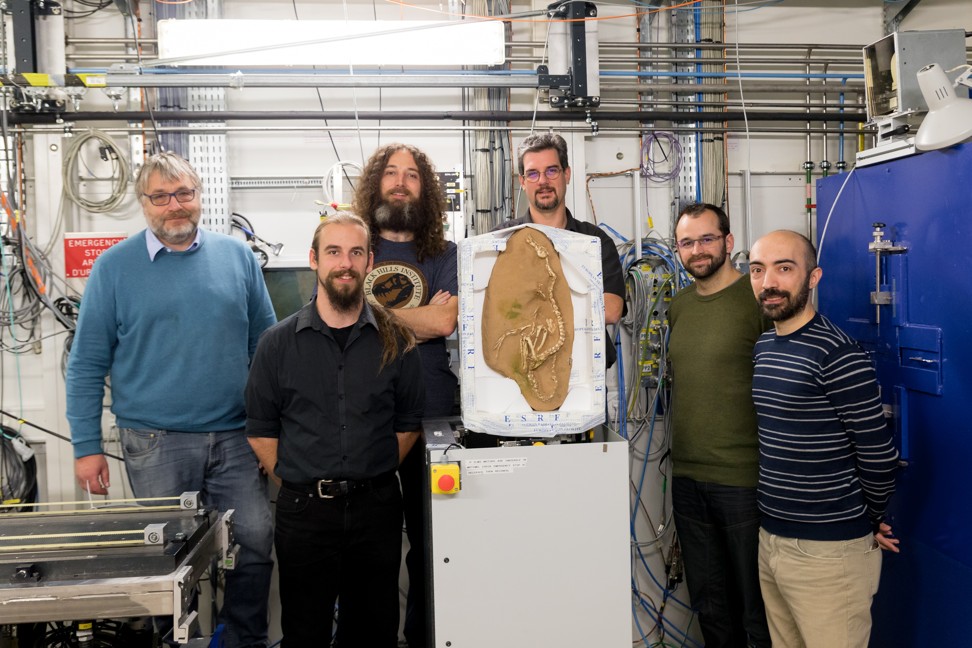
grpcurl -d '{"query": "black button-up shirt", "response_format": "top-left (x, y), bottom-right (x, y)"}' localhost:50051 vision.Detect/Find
top-left (245, 300), bottom-right (425, 482)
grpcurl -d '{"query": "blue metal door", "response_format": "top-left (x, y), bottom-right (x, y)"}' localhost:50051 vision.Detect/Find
top-left (816, 143), bottom-right (972, 646)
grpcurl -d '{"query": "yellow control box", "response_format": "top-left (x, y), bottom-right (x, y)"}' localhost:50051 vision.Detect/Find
top-left (430, 463), bottom-right (460, 495)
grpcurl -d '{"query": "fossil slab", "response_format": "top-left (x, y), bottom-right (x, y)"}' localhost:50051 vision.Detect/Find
top-left (481, 228), bottom-right (574, 411)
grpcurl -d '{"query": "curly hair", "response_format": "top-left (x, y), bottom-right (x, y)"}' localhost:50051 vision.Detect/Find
top-left (352, 144), bottom-right (447, 263)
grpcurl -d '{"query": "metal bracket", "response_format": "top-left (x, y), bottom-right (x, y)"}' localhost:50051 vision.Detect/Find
top-left (219, 510), bottom-right (240, 570)
top-left (143, 523), bottom-right (167, 546)
top-left (537, 65), bottom-right (571, 91)
top-left (545, 1), bottom-right (600, 110)
top-left (171, 565), bottom-right (198, 645)
top-left (179, 491), bottom-right (200, 510)
top-left (11, 563), bottom-right (40, 583)
top-left (867, 222), bottom-right (908, 324)
top-left (585, 110), bottom-right (599, 136)
top-left (34, 1), bottom-right (62, 16)
top-left (884, 0), bottom-right (923, 34)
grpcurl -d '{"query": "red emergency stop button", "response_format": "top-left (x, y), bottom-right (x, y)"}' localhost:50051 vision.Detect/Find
top-left (438, 474), bottom-right (455, 491)
top-left (431, 463), bottom-right (460, 494)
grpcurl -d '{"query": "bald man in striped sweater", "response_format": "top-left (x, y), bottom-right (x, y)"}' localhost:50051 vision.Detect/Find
top-left (747, 230), bottom-right (900, 648)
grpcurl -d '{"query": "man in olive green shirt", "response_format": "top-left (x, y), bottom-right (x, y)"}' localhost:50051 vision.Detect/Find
top-left (668, 203), bottom-right (770, 648)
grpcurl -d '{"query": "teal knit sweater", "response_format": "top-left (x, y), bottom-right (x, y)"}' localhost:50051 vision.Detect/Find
top-left (66, 229), bottom-right (276, 458)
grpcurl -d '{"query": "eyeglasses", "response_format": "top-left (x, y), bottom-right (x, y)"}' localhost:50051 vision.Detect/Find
top-left (143, 189), bottom-right (197, 207)
top-left (523, 166), bottom-right (563, 183)
top-left (676, 234), bottom-right (724, 251)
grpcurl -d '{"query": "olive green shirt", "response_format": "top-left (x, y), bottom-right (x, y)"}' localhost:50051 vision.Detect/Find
top-left (668, 274), bottom-right (769, 487)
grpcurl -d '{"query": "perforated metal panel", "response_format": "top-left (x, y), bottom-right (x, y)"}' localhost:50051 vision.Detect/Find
top-left (673, 8), bottom-right (698, 205)
top-left (184, 0), bottom-right (229, 234)
top-left (188, 87), bottom-right (228, 234)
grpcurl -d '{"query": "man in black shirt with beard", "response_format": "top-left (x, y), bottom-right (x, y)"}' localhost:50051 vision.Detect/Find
top-left (246, 212), bottom-right (425, 647)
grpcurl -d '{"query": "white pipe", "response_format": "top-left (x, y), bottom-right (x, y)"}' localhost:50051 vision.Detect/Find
top-left (743, 167), bottom-right (753, 253)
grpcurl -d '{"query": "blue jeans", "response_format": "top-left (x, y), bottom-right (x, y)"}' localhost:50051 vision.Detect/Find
top-left (120, 428), bottom-right (274, 648)
top-left (672, 477), bottom-right (771, 648)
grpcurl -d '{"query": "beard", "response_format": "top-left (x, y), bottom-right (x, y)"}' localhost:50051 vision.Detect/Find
top-left (321, 269), bottom-right (364, 313)
top-left (374, 198), bottom-right (422, 233)
top-left (531, 186), bottom-right (561, 213)
top-left (758, 272), bottom-right (813, 322)
top-left (684, 245), bottom-right (728, 280)
top-left (150, 210), bottom-right (198, 247)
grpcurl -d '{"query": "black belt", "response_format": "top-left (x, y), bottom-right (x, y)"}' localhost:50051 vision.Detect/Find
top-left (282, 472), bottom-right (396, 499)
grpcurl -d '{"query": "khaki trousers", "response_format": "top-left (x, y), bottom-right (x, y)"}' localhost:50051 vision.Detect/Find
top-left (758, 528), bottom-right (882, 648)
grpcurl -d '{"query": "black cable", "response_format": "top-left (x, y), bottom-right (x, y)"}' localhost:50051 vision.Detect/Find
top-left (64, 0), bottom-right (113, 19)
top-left (292, 0), bottom-right (356, 190)
top-left (0, 409), bottom-right (124, 461)
top-left (230, 212), bottom-right (256, 235)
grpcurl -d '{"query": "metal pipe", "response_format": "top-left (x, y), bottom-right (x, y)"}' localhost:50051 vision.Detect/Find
top-left (562, 41), bottom-right (865, 52)
top-left (743, 168), bottom-right (753, 253)
top-left (509, 55), bottom-right (862, 67)
top-left (67, 38), bottom-right (158, 44)
top-left (599, 98), bottom-right (865, 110)
top-left (597, 82), bottom-right (863, 94)
top-left (8, 109), bottom-right (869, 125)
top-left (63, 55), bottom-right (142, 62)
top-left (17, 124), bottom-right (868, 135)
top-left (97, 72), bottom-right (546, 89)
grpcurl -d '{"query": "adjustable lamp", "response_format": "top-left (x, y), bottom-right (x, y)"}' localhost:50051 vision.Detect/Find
top-left (914, 63), bottom-right (972, 151)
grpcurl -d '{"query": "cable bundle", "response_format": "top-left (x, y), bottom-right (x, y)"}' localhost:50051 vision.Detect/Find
top-left (62, 129), bottom-right (132, 214)
top-left (1, 428), bottom-right (37, 513)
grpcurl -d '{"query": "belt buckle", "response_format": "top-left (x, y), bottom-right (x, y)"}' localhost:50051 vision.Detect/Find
top-left (316, 479), bottom-right (336, 499)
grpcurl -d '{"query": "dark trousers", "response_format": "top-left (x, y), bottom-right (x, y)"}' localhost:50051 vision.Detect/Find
top-left (275, 479), bottom-right (403, 648)
top-left (400, 437), bottom-right (429, 648)
top-left (672, 477), bottom-right (771, 648)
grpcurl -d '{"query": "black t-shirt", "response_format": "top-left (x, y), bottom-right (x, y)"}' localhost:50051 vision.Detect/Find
top-left (330, 323), bottom-right (354, 350)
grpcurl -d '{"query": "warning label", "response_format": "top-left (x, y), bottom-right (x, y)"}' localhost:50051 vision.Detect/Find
top-left (64, 232), bottom-right (126, 278)
top-left (463, 457), bottom-right (528, 475)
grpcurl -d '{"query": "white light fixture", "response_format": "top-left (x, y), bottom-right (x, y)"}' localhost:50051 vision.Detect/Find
top-left (914, 63), bottom-right (972, 151)
top-left (156, 19), bottom-right (506, 67)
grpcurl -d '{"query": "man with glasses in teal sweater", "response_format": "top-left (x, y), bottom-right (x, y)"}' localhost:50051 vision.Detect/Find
top-left (66, 151), bottom-right (276, 648)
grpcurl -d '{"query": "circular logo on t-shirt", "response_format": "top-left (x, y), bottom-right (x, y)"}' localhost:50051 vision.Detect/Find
top-left (365, 262), bottom-right (427, 309)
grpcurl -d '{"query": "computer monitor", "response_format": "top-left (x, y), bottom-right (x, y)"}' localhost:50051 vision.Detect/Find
top-left (262, 266), bottom-right (316, 321)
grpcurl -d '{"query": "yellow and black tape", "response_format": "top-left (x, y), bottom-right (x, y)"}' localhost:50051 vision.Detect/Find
top-left (0, 73), bottom-right (107, 88)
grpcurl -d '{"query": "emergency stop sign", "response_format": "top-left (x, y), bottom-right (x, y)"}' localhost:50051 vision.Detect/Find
top-left (64, 233), bottom-right (126, 278)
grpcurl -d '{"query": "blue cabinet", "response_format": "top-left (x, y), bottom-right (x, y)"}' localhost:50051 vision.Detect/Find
top-left (816, 144), bottom-right (972, 646)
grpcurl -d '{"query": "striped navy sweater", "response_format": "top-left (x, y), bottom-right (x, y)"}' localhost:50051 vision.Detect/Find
top-left (752, 313), bottom-right (898, 541)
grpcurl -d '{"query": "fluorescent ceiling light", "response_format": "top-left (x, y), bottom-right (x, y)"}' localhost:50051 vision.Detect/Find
top-left (915, 63), bottom-right (972, 151)
top-left (157, 19), bottom-right (506, 67)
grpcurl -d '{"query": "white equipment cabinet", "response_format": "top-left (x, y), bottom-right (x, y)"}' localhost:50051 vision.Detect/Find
top-left (423, 419), bottom-right (631, 648)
